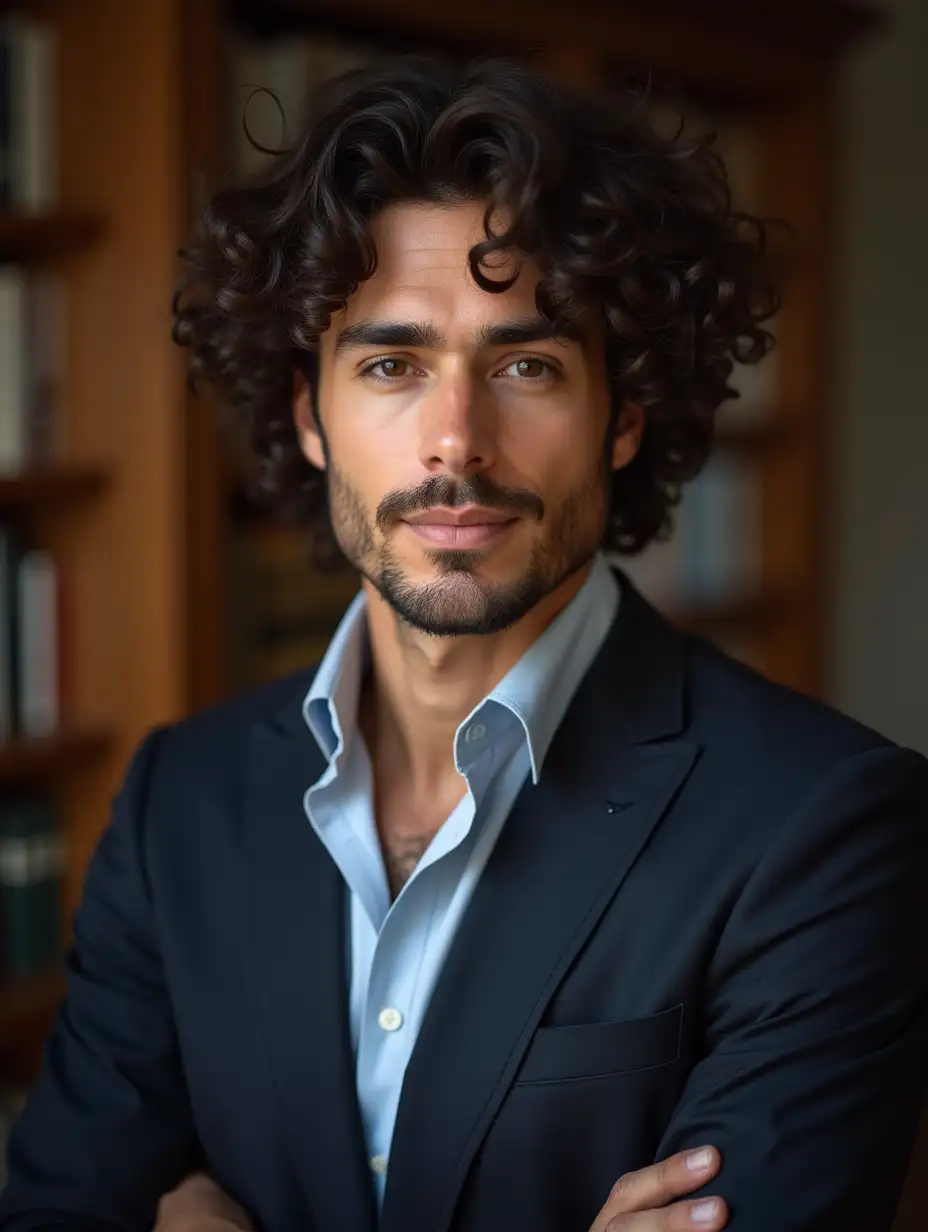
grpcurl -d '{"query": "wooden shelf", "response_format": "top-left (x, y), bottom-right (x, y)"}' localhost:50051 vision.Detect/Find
top-left (0, 724), bottom-right (113, 786)
top-left (234, 0), bottom-right (879, 103)
top-left (0, 466), bottom-right (111, 510)
top-left (714, 419), bottom-right (797, 451)
top-left (0, 211), bottom-right (104, 263)
top-left (0, 968), bottom-right (64, 1053)
top-left (673, 588), bottom-right (798, 634)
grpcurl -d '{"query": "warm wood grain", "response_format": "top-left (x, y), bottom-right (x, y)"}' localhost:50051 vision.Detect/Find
top-left (0, 466), bottom-right (110, 509)
top-left (0, 724), bottom-right (112, 786)
top-left (36, 0), bottom-right (191, 949)
top-left (0, 211), bottom-right (104, 262)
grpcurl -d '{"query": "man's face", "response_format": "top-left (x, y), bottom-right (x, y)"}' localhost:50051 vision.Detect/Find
top-left (295, 200), bottom-right (641, 636)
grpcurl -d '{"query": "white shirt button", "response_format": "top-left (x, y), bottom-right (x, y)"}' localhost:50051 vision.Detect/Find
top-left (465, 722), bottom-right (487, 744)
top-left (370, 1154), bottom-right (388, 1176)
top-left (378, 1007), bottom-right (403, 1032)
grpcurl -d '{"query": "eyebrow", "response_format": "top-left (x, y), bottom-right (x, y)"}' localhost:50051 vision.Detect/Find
top-left (333, 315), bottom-right (586, 356)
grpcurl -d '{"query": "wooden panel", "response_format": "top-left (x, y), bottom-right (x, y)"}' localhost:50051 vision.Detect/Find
top-left (0, 724), bottom-right (111, 785)
top-left (42, 0), bottom-right (189, 915)
top-left (0, 211), bottom-right (104, 262)
top-left (181, 0), bottom-right (230, 711)
top-left (0, 467), bottom-right (110, 509)
top-left (754, 89), bottom-right (835, 698)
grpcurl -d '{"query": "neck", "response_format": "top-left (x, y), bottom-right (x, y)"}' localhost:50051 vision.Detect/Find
top-left (358, 565), bottom-right (591, 798)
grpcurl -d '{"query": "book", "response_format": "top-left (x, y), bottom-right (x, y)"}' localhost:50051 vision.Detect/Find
top-left (614, 451), bottom-right (760, 614)
top-left (0, 265), bottom-right (67, 471)
top-left (17, 549), bottom-right (58, 737)
top-left (229, 518), bottom-right (359, 689)
top-left (677, 451), bottom-right (760, 606)
top-left (0, 531), bottom-right (62, 740)
top-left (0, 524), bottom-right (23, 741)
top-left (0, 266), bottom-right (27, 471)
top-left (0, 14), bottom-right (57, 212)
top-left (225, 25), bottom-right (377, 178)
top-left (0, 794), bottom-right (63, 981)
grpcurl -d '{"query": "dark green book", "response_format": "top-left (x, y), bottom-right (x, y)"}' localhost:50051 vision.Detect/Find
top-left (0, 524), bottom-right (24, 741)
top-left (0, 794), bottom-right (63, 980)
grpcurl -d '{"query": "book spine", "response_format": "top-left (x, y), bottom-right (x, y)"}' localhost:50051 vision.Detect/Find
top-left (0, 798), bottom-right (64, 980)
top-left (0, 265), bottom-right (27, 473)
top-left (25, 271), bottom-right (66, 463)
top-left (0, 524), bottom-right (22, 740)
top-left (20, 19), bottom-right (57, 212)
top-left (7, 15), bottom-right (57, 213)
top-left (17, 549), bottom-right (58, 737)
top-left (0, 20), bottom-right (11, 210)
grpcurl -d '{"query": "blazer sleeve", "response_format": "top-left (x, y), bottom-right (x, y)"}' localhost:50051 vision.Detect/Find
top-left (0, 728), bottom-right (201, 1232)
top-left (655, 743), bottom-right (928, 1231)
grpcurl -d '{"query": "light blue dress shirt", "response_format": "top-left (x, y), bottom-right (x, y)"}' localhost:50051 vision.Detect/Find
top-left (302, 553), bottom-right (620, 1204)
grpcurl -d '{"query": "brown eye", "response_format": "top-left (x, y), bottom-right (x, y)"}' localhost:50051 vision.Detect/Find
top-left (362, 357), bottom-right (413, 382)
top-left (499, 357), bottom-right (557, 382)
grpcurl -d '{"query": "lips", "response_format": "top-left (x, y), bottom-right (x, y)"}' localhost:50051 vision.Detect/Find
top-left (403, 506), bottom-right (516, 527)
top-left (401, 506), bottom-right (517, 548)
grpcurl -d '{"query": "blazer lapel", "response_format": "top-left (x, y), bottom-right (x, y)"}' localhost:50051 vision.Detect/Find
top-left (244, 686), bottom-right (377, 1232)
top-left (381, 576), bottom-right (700, 1232)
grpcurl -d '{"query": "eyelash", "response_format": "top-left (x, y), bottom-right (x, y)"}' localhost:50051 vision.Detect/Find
top-left (358, 356), bottom-right (560, 385)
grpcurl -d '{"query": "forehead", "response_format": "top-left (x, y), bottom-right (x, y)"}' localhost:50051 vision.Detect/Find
top-left (335, 200), bottom-right (543, 332)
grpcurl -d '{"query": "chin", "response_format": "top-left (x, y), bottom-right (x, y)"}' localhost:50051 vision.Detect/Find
top-left (374, 542), bottom-right (557, 638)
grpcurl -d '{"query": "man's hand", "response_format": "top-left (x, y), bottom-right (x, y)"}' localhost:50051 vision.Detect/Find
top-left (590, 1147), bottom-right (728, 1232)
top-left (153, 1172), bottom-right (254, 1232)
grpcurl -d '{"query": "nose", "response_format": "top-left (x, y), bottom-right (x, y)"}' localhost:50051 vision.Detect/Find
top-left (417, 368), bottom-right (498, 476)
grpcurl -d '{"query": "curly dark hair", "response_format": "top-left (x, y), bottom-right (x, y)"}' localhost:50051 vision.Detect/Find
top-left (173, 53), bottom-right (778, 565)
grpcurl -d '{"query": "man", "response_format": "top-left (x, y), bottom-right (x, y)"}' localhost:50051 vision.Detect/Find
top-left (2, 53), bottom-right (927, 1232)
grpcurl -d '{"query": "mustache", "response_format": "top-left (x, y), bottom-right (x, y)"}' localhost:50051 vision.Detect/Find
top-left (376, 474), bottom-right (544, 531)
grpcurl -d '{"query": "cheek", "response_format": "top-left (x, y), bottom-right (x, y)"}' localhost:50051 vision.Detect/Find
top-left (501, 411), bottom-right (604, 493)
top-left (325, 402), bottom-right (421, 503)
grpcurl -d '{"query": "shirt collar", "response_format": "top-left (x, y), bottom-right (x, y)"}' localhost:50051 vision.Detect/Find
top-left (303, 586), bottom-right (367, 765)
top-left (476, 552), bottom-right (619, 782)
top-left (303, 553), bottom-right (619, 784)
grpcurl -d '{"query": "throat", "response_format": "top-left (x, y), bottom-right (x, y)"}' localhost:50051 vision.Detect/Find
top-left (375, 784), bottom-right (469, 900)
top-left (381, 833), bottom-right (434, 900)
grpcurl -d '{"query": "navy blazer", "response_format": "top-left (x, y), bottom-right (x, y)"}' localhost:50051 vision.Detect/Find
top-left (2, 572), bottom-right (927, 1232)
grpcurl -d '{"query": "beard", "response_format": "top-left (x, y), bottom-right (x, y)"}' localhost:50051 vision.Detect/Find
top-left (326, 465), bottom-right (607, 637)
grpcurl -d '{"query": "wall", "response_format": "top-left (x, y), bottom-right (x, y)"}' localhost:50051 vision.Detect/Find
top-left (831, 0), bottom-right (928, 754)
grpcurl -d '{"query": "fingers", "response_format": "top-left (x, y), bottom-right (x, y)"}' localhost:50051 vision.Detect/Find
top-left (603, 1196), bottom-right (728, 1232)
top-left (589, 1147), bottom-right (726, 1232)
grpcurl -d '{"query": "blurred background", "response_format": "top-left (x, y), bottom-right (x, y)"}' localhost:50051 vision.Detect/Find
top-left (0, 0), bottom-right (925, 1220)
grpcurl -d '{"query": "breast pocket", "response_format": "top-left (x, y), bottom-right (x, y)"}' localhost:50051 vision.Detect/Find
top-left (514, 1004), bottom-right (683, 1085)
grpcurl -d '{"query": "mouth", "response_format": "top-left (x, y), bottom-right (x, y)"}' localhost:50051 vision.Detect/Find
top-left (401, 506), bottom-right (519, 549)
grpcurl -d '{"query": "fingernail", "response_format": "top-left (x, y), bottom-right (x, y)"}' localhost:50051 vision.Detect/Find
top-left (690, 1199), bottom-right (720, 1224)
top-left (685, 1147), bottom-right (714, 1171)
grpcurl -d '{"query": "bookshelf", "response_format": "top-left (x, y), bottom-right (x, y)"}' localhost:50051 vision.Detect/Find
top-left (0, 211), bottom-right (104, 262)
top-left (0, 465), bottom-right (110, 508)
top-left (0, 723), bottom-right (112, 786)
top-left (0, 0), bottom-right (190, 1085)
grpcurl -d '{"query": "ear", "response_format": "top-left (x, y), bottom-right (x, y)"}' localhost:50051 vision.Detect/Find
top-left (610, 401), bottom-right (646, 471)
top-left (293, 370), bottom-right (326, 471)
